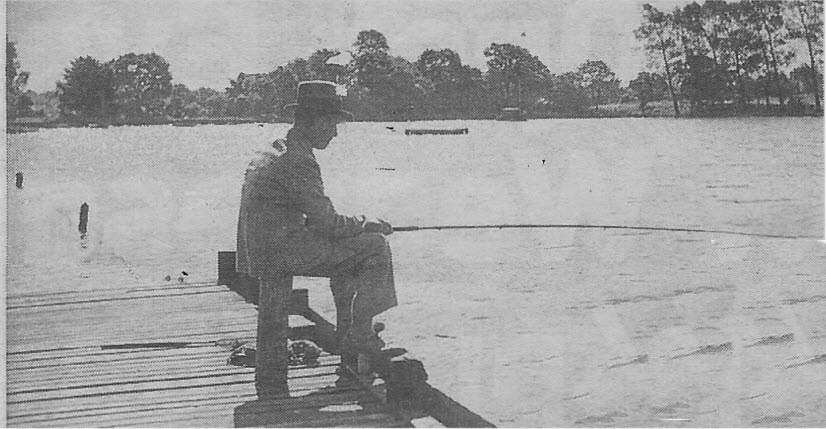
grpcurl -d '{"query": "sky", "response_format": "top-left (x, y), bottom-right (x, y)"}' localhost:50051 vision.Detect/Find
top-left (8, 0), bottom-right (694, 92)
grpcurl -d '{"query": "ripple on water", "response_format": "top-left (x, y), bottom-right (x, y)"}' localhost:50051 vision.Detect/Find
top-left (746, 333), bottom-right (794, 348)
top-left (607, 354), bottom-right (649, 369)
top-left (574, 411), bottom-right (629, 426)
top-left (651, 402), bottom-right (691, 415)
top-left (751, 411), bottom-right (806, 426)
top-left (786, 354), bottom-right (826, 369)
top-left (671, 342), bottom-right (733, 360)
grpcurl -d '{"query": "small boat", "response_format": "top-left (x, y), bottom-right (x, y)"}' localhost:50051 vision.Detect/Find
top-left (496, 107), bottom-right (528, 121)
top-left (404, 128), bottom-right (469, 136)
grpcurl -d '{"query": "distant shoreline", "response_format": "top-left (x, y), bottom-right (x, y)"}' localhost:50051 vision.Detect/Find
top-left (8, 109), bottom-right (823, 134)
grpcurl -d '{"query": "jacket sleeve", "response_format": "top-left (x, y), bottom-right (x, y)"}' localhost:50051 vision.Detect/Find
top-left (287, 153), bottom-right (366, 238)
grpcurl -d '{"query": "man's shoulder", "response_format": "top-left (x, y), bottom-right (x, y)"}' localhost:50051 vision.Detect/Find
top-left (247, 140), bottom-right (286, 170)
top-left (247, 139), bottom-right (318, 172)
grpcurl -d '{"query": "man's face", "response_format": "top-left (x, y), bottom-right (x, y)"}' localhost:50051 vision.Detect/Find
top-left (310, 115), bottom-right (340, 150)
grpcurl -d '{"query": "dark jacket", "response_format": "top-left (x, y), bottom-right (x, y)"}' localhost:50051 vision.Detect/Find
top-left (237, 129), bottom-right (365, 278)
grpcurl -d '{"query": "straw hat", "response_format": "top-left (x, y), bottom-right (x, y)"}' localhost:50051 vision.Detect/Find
top-left (284, 80), bottom-right (352, 119)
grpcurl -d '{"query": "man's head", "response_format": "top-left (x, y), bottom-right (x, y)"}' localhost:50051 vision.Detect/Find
top-left (285, 81), bottom-right (352, 150)
top-left (294, 108), bottom-right (341, 149)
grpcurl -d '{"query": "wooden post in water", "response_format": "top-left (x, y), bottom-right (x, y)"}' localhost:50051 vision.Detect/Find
top-left (15, 172), bottom-right (23, 189)
top-left (78, 203), bottom-right (89, 234)
top-left (255, 275), bottom-right (292, 397)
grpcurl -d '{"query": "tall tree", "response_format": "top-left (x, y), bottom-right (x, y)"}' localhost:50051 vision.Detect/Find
top-left (680, 54), bottom-right (729, 111)
top-left (576, 59), bottom-right (620, 110)
top-left (746, 0), bottom-right (794, 106)
top-left (416, 48), bottom-right (477, 115)
top-left (58, 56), bottom-right (114, 121)
top-left (417, 48), bottom-right (464, 86)
top-left (628, 71), bottom-right (668, 115)
top-left (349, 29), bottom-right (392, 89)
top-left (6, 40), bottom-right (30, 121)
top-left (198, 88), bottom-right (228, 117)
top-left (166, 83), bottom-right (200, 119)
top-left (483, 42), bottom-right (549, 108)
top-left (787, 0), bottom-right (824, 111)
top-left (109, 52), bottom-right (173, 121)
top-left (546, 72), bottom-right (590, 117)
top-left (636, 4), bottom-right (681, 116)
top-left (715, 2), bottom-right (760, 104)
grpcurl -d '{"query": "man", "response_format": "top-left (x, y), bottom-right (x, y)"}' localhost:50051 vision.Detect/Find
top-left (237, 81), bottom-right (397, 354)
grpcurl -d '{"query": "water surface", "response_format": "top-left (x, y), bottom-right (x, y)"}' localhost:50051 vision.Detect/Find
top-left (7, 118), bottom-right (825, 426)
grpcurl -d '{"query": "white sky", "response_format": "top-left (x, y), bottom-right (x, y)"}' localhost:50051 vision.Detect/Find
top-left (9, 0), bottom-right (697, 92)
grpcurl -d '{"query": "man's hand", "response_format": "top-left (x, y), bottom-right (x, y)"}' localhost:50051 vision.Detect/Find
top-left (364, 218), bottom-right (393, 235)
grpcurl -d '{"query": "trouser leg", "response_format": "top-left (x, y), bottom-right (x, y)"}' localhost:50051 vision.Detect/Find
top-left (281, 232), bottom-right (399, 336)
top-left (326, 233), bottom-right (398, 337)
top-left (348, 237), bottom-right (397, 325)
top-left (330, 275), bottom-right (355, 336)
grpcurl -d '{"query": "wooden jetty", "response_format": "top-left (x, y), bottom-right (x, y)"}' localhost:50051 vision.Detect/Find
top-left (404, 128), bottom-right (468, 136)
top-left (6, 252), bottom-right (494, 427)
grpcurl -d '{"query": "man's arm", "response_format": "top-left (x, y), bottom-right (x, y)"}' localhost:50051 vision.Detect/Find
top-left (287, 154), bottom-right (367, 238)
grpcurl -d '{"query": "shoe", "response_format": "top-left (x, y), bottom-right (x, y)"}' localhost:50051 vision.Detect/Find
top-left (340, 331), bottom-right (386, 355)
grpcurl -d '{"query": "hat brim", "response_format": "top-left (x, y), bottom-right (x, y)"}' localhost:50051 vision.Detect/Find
top-left (284, 104), bottom-right (353, 121)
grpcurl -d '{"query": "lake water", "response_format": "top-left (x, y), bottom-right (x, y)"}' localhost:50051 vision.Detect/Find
top-left (6, 118), bottom-right (826, 426)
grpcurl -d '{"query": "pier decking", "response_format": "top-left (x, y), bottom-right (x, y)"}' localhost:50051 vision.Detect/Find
top-left (7, 277), bottom-right (493, 427)
top-left (6, 281), bottom-right (409, 427)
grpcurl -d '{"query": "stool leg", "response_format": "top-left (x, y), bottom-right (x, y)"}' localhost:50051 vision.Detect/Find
top-left (255, 276), bottom-right (292, 398)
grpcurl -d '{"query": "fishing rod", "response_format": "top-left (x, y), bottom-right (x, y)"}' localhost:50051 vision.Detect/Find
top-left (392, 223), bottom-right (806, 240)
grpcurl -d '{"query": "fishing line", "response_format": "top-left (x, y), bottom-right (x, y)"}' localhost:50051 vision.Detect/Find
top-left (393, 223), bottom-right (808, 240)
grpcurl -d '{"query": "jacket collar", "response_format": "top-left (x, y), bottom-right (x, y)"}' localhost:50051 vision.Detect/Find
top-left (285, 128), bottom-right (315, 154)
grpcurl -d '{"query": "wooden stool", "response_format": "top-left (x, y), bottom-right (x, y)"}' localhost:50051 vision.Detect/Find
top-left (218, 251), bottom-right (354, 398)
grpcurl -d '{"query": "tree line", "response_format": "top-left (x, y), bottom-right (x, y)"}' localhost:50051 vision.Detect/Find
top-left (634, 0), bottom-right (823, 116)
top-left (8, 31), bottom-right (626, 123)
top-left (6, 1), bottom-right (823, 124)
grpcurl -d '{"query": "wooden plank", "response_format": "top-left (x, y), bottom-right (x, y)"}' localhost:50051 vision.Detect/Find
top-left (7, 345), bottom-right (229, 371)
top-left (7, 317), bottom-right (256, 347)
top-left (6, 280), bottom-right (220, 302)
top-left (7, 295), bottom-right (253, 327)
top-left (6, 379), bottom-right (258, 418)
top-left (8, 358), bottom-right (341, 394)
top-left (7, 357), bottom-right (342, 419)
top-left (7, 306), bottom-right (256, 342)
top-left (102, 391), bottom-right (378, 428)
top-left (7, 330), bottom-right (257, 357)
top-left (8, 351), bottom-right (340, 386)
top-left (7, 328), bottom-right (258, 355)
top-left (7, 382), bottom-right (367, 422)
top-left (7, 305), bottom-right (259, 350)
top-left (6, 283), bottom-right (233, 308)
top-left (13, 387), bottom-right (377, 427)
top-left (6, 286), bottom-right (237, 310)
top-left (7, 370), bottom-right (354, 405)
top-left (235, 399), bottom-right (402, 428)
top-left (262, 412), bottom-right (406, 428)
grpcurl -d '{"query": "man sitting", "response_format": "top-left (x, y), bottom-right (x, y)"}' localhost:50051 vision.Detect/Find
top-left (237, 81), bottom-right (397, 354)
